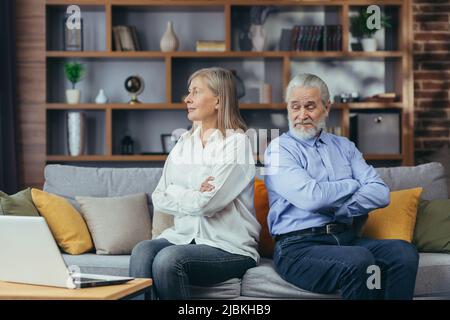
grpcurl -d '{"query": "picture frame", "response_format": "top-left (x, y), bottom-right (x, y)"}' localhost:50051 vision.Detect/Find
top-left (161, 134), bottom-right (176, 154)
top-left (63, 17), bottom-right (83, 51)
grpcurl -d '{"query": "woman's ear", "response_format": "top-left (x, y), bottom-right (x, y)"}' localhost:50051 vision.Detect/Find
top-left (215, 99), bottom-right (220, 110)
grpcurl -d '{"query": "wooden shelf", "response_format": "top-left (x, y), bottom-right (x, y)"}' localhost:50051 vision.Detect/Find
top-left (46, 155), bottom-right (168, 161)
top-left (46, 51), bottom-right (404, 59)
top-left (334, 102), bottom-right (403, 110)
top-left (43, 0), bottom-right (413, 166)
top-left (46, 103), bottom-right (287, 110)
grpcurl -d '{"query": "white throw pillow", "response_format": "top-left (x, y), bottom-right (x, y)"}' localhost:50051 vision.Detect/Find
top-left (76, 193), bottom-right (151, 255)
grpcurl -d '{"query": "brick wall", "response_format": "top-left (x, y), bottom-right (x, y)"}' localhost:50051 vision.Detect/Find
top-left (413, 0), bottom-right (450, 163)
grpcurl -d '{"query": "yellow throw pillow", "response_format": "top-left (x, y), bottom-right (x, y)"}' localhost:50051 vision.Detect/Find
top-left (361, 187), bottom-right (423, 243)
top-left (31, 189), bottom-right (93, 255)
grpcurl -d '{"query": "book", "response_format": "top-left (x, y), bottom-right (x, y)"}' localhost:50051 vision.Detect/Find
top-left (278, 28), bottom-right (292, 51)
top-left (113, 25), bottom-right (141, 51)
top-left (130, 26), bottom-right (141, 51)
top-left (290, 25), bottom-right (300, 51)
top-left (118, 26), bottom-right (135, 51)
top-left (112, 26), bottom-right (122, 51)
top-left (196, 40), bottom-right (225, 52)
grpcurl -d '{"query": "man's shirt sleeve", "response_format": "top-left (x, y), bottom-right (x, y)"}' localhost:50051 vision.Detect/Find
top-left (334, 141), bottom-right (390, 219)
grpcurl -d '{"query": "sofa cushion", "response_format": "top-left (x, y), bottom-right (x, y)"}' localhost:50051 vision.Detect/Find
top-left (241, 258), bottom-right (340, 299)
top-left (43, 165), bottom-right (163, 217)
top-left (62, 253), bottom-right (130, 277)
top-left (241, 254), bottom-right (450, 298)
top-left (31, 188), bottom-right (94, 255)
top-left (254, 178), bottom-right (274, 258)
top-left (376, 162), bottom-right (448, 200)
top-left (76, 193), bottom-right (152, 255)
top-left (0, 188), bottom-right (40, 216)
top-left (361, 187), bottom-right (423, 242)
top-left (415, 253), bottom-right (450, 297)
top-left (61, 253), bottom-right (241, 299)
top-left (413, 199), bottom-right (450, 253)
top-left (152, 210), bottom-right (174, 239)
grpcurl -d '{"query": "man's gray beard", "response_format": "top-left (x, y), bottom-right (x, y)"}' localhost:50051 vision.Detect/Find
top-left (288, 116), bottom-right (327, 141)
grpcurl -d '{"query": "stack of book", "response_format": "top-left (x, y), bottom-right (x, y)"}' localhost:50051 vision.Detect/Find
top-left (196, 40), bottom-right (226, 52)
top-left (113, 25), bottom-right (141, 51)
top-left (279, 25), bottom-right (342, 51)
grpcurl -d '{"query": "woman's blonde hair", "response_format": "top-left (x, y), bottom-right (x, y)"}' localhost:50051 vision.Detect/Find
top-left (188, 67), bottom-right (247, 134)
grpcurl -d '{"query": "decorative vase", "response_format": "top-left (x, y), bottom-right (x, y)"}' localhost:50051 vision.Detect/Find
top-left (95, 89), bottom-right (108, 104)
top-left (250, 24), bottom-right (266, 52)
top-left (67, 111), bottom-right (86, 156)
top-left (361, 38), bottom-right (377, 52)
top-left (66, 89), bottom-right (80, 104)
top-left (160, 21), bottom-right (179, 52)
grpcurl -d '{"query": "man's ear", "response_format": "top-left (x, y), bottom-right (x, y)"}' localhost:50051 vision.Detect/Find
top-left (324, 101), bottom-right (331, 115)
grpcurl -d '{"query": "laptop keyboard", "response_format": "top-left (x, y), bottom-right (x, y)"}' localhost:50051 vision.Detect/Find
top-left (74, 277), bottom-right (104, 283)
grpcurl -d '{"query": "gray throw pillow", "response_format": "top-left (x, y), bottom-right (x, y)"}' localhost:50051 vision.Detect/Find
top-left (76, 193), bottom-right (151, 255)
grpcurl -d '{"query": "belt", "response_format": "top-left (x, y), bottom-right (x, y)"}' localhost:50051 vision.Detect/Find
top-left (275, 223), bottom-right (350, 242)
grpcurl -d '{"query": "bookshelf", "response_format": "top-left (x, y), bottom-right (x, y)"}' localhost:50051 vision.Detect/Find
top-left (45, 0), bottom-right (414, 166)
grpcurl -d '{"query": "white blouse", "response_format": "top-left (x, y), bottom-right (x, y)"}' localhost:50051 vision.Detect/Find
top-left (152, 127), bottom-right (261, 263)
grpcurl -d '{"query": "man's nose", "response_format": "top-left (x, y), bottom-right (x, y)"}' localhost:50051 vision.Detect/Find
top-left (297, 107), bottom-right (308, 120)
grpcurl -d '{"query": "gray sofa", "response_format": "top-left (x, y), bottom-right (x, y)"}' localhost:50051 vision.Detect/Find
top-left (43, 162), bottom-right (450, 299)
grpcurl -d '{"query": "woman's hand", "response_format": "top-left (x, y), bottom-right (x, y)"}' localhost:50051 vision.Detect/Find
top-left (200, 176), bottom-right (215, 193)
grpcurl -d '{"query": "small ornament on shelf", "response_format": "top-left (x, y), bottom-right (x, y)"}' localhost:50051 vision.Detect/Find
top-left (95, 89), bottom-right (108, 104)
top-left (160, 21), bottom-right (179, 52)
top-left (124, 75), bottom-right (144, 104)
top-left (121, 130), bottom-right (134, 155)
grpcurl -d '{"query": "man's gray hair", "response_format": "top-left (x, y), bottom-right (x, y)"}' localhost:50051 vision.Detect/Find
top-left (285, 73), bottom-right (330, 107)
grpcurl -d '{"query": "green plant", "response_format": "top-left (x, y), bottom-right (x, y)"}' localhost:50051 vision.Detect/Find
top-left (350, 10), bottom-right (391, 39)
top-left (64, 62), bottom-right (86, 89)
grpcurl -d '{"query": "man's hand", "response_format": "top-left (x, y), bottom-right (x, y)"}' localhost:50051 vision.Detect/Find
top-left (200, 176), bottom-right (215, 193)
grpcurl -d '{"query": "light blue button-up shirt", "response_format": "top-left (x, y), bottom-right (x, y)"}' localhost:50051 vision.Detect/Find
top-left (264, 130), bottom-right (390, 236)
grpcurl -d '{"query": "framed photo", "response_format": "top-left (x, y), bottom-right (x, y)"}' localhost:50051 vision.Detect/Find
top-left (63, 18), bottom-right (83, 51)
top-left (161, 134), bottom-right (176, 154)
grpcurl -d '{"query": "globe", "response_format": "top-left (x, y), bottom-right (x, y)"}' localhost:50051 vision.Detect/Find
top-left (124, 76), bottom-right (142, 94)
top-left (124, 75), bottom-right (144, 104)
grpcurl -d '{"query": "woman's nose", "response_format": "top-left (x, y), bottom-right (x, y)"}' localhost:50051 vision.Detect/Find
top-left (184, 93), bottom-right (192, 104)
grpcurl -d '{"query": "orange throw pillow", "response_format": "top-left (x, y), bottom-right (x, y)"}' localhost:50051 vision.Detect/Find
top-left (254, 178), bottom-right (275, 258)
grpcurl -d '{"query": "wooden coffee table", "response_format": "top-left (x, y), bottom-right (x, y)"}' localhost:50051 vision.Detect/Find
top-left (0, 278), bottom-right (152, 300)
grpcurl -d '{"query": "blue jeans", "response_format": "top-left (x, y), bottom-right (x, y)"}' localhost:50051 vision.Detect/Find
top-left (273, 229), bottom-right (419, 300)
top-left (129, 238), bottom-right (256, 300)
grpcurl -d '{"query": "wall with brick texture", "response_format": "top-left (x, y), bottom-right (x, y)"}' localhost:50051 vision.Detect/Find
top-left (413, 0), bottom-right (450, 163)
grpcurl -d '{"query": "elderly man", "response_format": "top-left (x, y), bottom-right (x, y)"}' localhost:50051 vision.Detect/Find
top-left (264, 73), bottom-right (419, 300)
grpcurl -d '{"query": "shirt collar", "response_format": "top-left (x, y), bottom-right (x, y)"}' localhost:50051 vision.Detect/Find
top-left (288, 129), bottom-right (329, 147)
top-left (191, 126), bottom-right (222, 143)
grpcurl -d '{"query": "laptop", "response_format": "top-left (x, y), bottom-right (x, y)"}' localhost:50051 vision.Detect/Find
top-left (0, 216), bottom-right (134, 289)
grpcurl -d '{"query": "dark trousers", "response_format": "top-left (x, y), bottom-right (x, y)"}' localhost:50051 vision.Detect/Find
top-left (273, 229), bottom-right (419, 300)
top-left (129, 238), bottom-right (256, 300)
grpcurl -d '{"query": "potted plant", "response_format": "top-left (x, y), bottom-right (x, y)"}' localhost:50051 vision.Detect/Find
top-left (249, 6), bottom-right (275, 51)
top-left (350, 10), bottom-right (391, 52)
top-left (64, 61), bottom-right (86, 104)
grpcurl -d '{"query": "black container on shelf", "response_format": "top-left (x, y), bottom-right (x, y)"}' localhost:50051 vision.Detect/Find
top-left (121, 130), bottom-right (134, 155)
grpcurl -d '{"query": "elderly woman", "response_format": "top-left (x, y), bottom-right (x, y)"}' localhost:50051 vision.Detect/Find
top-left (129, 67), bottom-right (260, 300)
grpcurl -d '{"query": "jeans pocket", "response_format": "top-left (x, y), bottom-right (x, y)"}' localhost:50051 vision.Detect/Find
top-left (279, 235), bottom-right (308, 250)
